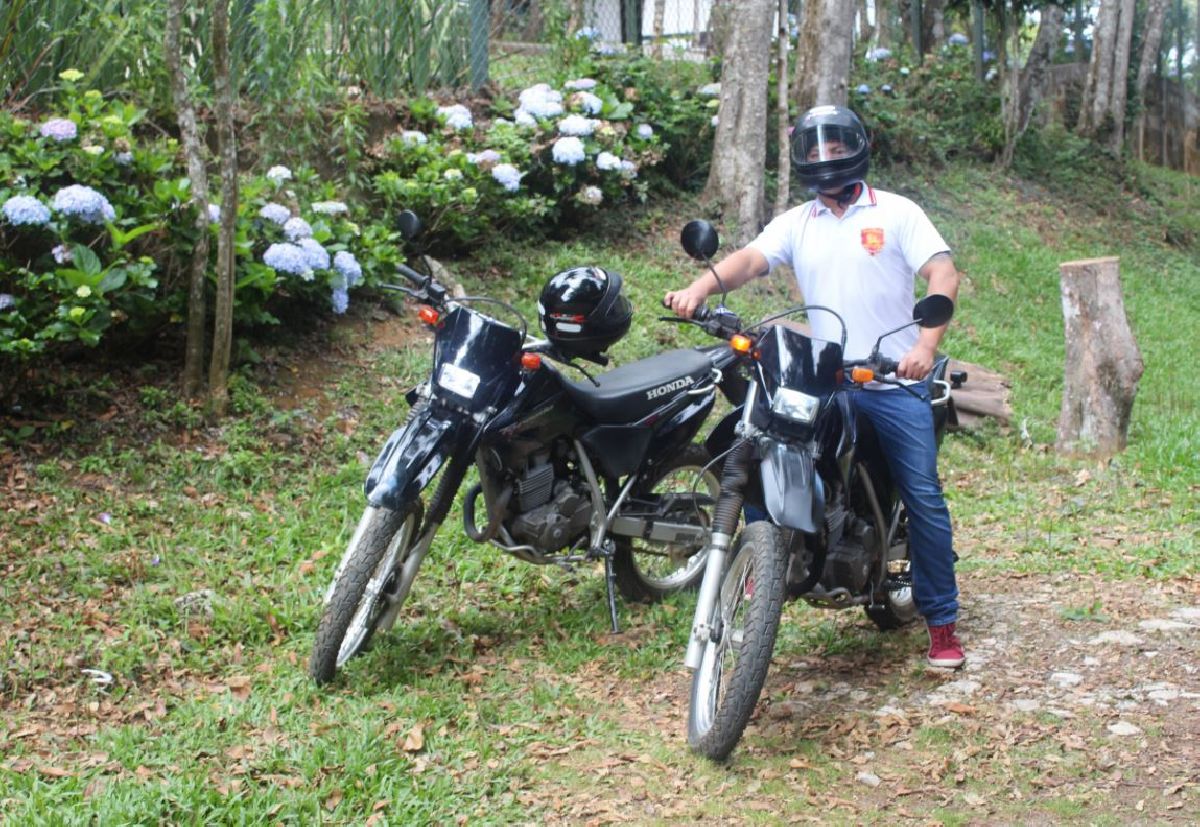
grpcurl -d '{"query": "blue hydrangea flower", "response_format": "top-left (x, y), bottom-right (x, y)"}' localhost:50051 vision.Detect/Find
top-left (437, 104), bottom-right (473, 130)
top-left (574, 26), bottom-right (600, 40)
top-left (552, 136), bottom-right (586, 166)
top-left (263, 242), bottom-right (313, 279)
top-left (557, 114), bottom-right (597, 137)
top-left (636, 124), bottom-right (654, 139)
top-left (297, 238), bottom-right (330, 270)
top-left (283, 216), bottom-right (313, 241)
top-left (51, 185), bottom-right (115, 224)
top-left (490, 163), bottom-right (524, 193)
top-left (578, 185), bottom-right (603, 206)
top-left (948, 32), bottom-right (970, 46)
top-left (514, 109), bottom-right (538, 128)
top-left (518, 84), bottom-right (564, 119)
top-left (311, 200), bottom-right (348, 215)
top-left (331, 287), bottom-right (349, 315)
top-left (619, 160), bottom-right (638, 179)
top-left (593, 42), bottom-right (621, 56)
top-left (467, 149), bottom-right (502, 166)
top-left (698, 83), bottom-right (721, 98)
top-left (2, 195), bottom-right (52, 227)
top-left (856, 84), bottom-right (872, 95)
top-left (259, 203), bottom-right (291, 225)
top-left (564, 78), bottom-right (597, 91)
top-left (576, 91), bottom-right (603, 115)
top-left (596, 151), bottom-right (621, 171)
top-left (333, 251), bottom-right (362, 286)
top-left (982, 51), bottom-right (996, 63)
top-left (266, 165), bottom-right (292, 185)
top-left (40, 119), bottom-right (77, 142)
top-left (401, 130), bottom-right (428, 146)
top-left (865, 47), bottom-right (892, 62)
top-left (711, 114), bottom-right (719, 127)
top-left (114, 151), bottom-right (134, 165)
top-left (0, 293), bottom-right (14, 311)
top-left (52, 244), bottom-right (72, 264)
top-left (207, 203), bottom-right (221, 223)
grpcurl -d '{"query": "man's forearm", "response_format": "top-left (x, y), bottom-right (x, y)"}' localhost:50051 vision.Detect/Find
top-left (688, 247), bottom-right (769, 298)
top-left (917, 255), bottom-right (960, 352)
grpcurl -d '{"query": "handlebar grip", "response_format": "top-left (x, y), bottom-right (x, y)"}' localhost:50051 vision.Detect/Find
top-left (878, 357), bottom-right (899, 375)
top-left (396, 263), bottom-right (426, 286)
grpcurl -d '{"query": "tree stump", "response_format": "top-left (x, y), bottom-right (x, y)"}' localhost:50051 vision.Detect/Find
top-left (1056, 257), bottom-right (1144, 457)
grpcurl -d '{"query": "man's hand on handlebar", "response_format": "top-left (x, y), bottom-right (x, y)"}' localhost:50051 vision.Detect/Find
top-left (896, 341), bottom-right (936, 380)
top-left (663, 285), bottom-right (708, 319)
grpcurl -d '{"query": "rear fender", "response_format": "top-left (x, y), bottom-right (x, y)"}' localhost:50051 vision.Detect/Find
top-left (364, 406), bottom-right (462, 510)
top-left (760, 441), bottom-right (824, 533)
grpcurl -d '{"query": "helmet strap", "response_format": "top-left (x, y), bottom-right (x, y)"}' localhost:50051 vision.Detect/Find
top-left (834, 182), bottom-right (863, 208)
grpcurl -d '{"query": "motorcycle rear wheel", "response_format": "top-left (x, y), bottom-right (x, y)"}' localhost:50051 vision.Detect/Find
top-left (612, 444), bottom-right (721, 603)
top-left (309, 502), bottom-right (423, 685)
top-left (687, 521), bottom-right (789, 761)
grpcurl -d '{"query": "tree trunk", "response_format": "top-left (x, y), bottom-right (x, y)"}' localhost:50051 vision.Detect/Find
top-left (793, 0), bottom-right (854, 111)
top-left (876, 0), bottom-right (893, 47)
top-left (1077, 0), bottom-right (1120, 136)
top-left (775, 0), bottom-right (792, 216)
top-left (857, 0), bottom-right (874, 42)
top-left (165, 0), bottom-right (210, 400)
top-left (922, 0), bottom-right (946, 52)
top-left (652, 0), bottom-right (666, 57)
top-left (707, 0), bottom-right (734, 57)
top-left (1000, 2), bottom-right (1065, 166)
top-left (704, 0), bottom-right (775, 245)
top-left (1134, 0), bottom-right (1171, 160)
top-left (1056, 257), bottom-right (1144, 457)
top-left (1106, 0), bottom-right (1136, 151)
top-left (207, 0), bottom-right (238, 417)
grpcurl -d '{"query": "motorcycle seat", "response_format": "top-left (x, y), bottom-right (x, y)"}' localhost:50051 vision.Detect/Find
top-left (564, 348), bottom-right (715, 423)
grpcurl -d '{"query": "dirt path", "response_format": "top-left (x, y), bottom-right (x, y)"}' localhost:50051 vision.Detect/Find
top-left (512, 571), bottom-right (1200, 824)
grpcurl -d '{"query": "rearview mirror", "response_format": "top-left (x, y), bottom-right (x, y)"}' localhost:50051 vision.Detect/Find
top-left (680, 220), bottom-right (719, 261)
top-left (397, 209), bottom-right (423, 241)
top-left (913, 294), bottom-right (954, 328)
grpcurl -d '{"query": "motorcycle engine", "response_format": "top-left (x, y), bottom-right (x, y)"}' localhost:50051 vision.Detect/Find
top-left (820, 513), bottom-right (877, 594)
top-left (509, 460), bottom-right (592, 551)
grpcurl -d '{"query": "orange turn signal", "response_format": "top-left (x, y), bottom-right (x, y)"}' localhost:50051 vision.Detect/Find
top-left (850, 367), bottom-right (875, 383)
top-left (730, 334), bottom-right (753, 354)
top-left (521, 353), bottom-right (542, 371)
top-left (417, 306), bottom-right (439, 325)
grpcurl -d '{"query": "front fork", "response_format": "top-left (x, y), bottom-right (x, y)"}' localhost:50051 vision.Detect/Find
top-left (685, 438), bottom-right (753, 670)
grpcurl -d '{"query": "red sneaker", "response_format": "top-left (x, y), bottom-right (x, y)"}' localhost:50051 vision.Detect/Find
top-left (927, 622), bottom-right (965, 669)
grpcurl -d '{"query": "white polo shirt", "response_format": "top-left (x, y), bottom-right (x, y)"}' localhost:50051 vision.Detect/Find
top-left (748, 184), bottom-right (950, 364)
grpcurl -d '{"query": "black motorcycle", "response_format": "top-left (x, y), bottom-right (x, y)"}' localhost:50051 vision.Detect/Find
top-left (310, 212), bottom-right (738, 685)
top-left (668, 220), bottom-right (965, 760)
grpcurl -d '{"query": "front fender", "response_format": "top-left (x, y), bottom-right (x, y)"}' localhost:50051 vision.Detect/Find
top-left (364, 406), bottom-right (461, 510)
top-left (760, 441), bottom-right (824, 533)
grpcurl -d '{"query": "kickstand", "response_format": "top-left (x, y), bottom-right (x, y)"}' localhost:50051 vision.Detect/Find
top-left (603, 553), bottom-right (621, 634)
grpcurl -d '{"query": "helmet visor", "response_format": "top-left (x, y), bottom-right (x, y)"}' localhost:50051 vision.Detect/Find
top-left (796, 123), bottom-right (866, 164)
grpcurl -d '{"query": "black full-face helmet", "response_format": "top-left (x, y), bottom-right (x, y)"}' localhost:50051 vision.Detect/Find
top-left (538, 266), bottom-right (632, 358)
top-left (790, 105), bottom-right (870, 192)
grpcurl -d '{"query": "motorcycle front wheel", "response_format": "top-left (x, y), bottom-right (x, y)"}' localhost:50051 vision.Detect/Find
top-left (687, 521), bottom-right (789, 761)
top-left (612, 444), bottom-right (721, 603)
top-left (309, 502), bottom-right (424, 685)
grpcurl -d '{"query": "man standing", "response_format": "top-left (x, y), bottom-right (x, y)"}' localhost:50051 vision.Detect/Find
top-left (664, 105), bottom-right (965, 668)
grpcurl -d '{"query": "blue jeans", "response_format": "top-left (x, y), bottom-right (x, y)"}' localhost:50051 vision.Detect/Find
top-left (847, 385), bottom-right (958, 626)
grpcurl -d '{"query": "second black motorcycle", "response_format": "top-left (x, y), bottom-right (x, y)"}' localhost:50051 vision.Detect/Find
top-left (668, 220), bottom-right (965, 760)
top-left (310, 212), bottom-right (738, 685)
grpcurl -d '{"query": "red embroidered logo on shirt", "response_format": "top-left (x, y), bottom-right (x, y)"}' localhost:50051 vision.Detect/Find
top-left (861, 228), bottom-right (885, 255)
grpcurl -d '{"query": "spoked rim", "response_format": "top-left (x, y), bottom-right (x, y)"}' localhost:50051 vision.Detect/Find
top-left (632, 465), bottom-right (720, 590)
top-left (690, 547), bottom-right (754, 738)
top-left (335, 512), bottom-right (418, 668)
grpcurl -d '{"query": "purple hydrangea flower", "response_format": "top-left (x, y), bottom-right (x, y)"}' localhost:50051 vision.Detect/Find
top-left (0, 294), bottom-right (14, 311)
top-left (52, 244), bottom-right (72, 264)
top-left (297, 238), bottom-right (329, 270)
top-left (948, 33), bottom-right (970, 47)
top-left (40, 119), bottom-right (78, 142)
top-left (490, 163), bottom-right (524, 193)
top-left (263, 243), bottom-right (313, 279)
top-left (259, 203), bottom-right (291, 225)
top-left (207, 203), bottom-right (221, 223)
top-left (283, 216), bottom-right (312, 241)
top-left (331, 287), bottom-right (349, 315)
top-left (467, 149), bottom-right (502, 166)
top-left (51, 185), bottom-right (115, 224)
top-left (333, 251), bottom-right (362, 286)
top-left (865, 47), bottom-right (892, 62)
top-left (636, 124), bottom-right (653, 139)
top-left (551, 136), bottom-right (586, 166)
top-left (2, 195), bottom-right (52, 227)
top-left (564, 78), bottom-right (598, 91)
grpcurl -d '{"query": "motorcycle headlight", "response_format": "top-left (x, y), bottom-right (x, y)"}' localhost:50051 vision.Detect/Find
top-left (770, 387), bottom-right (820, 423)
